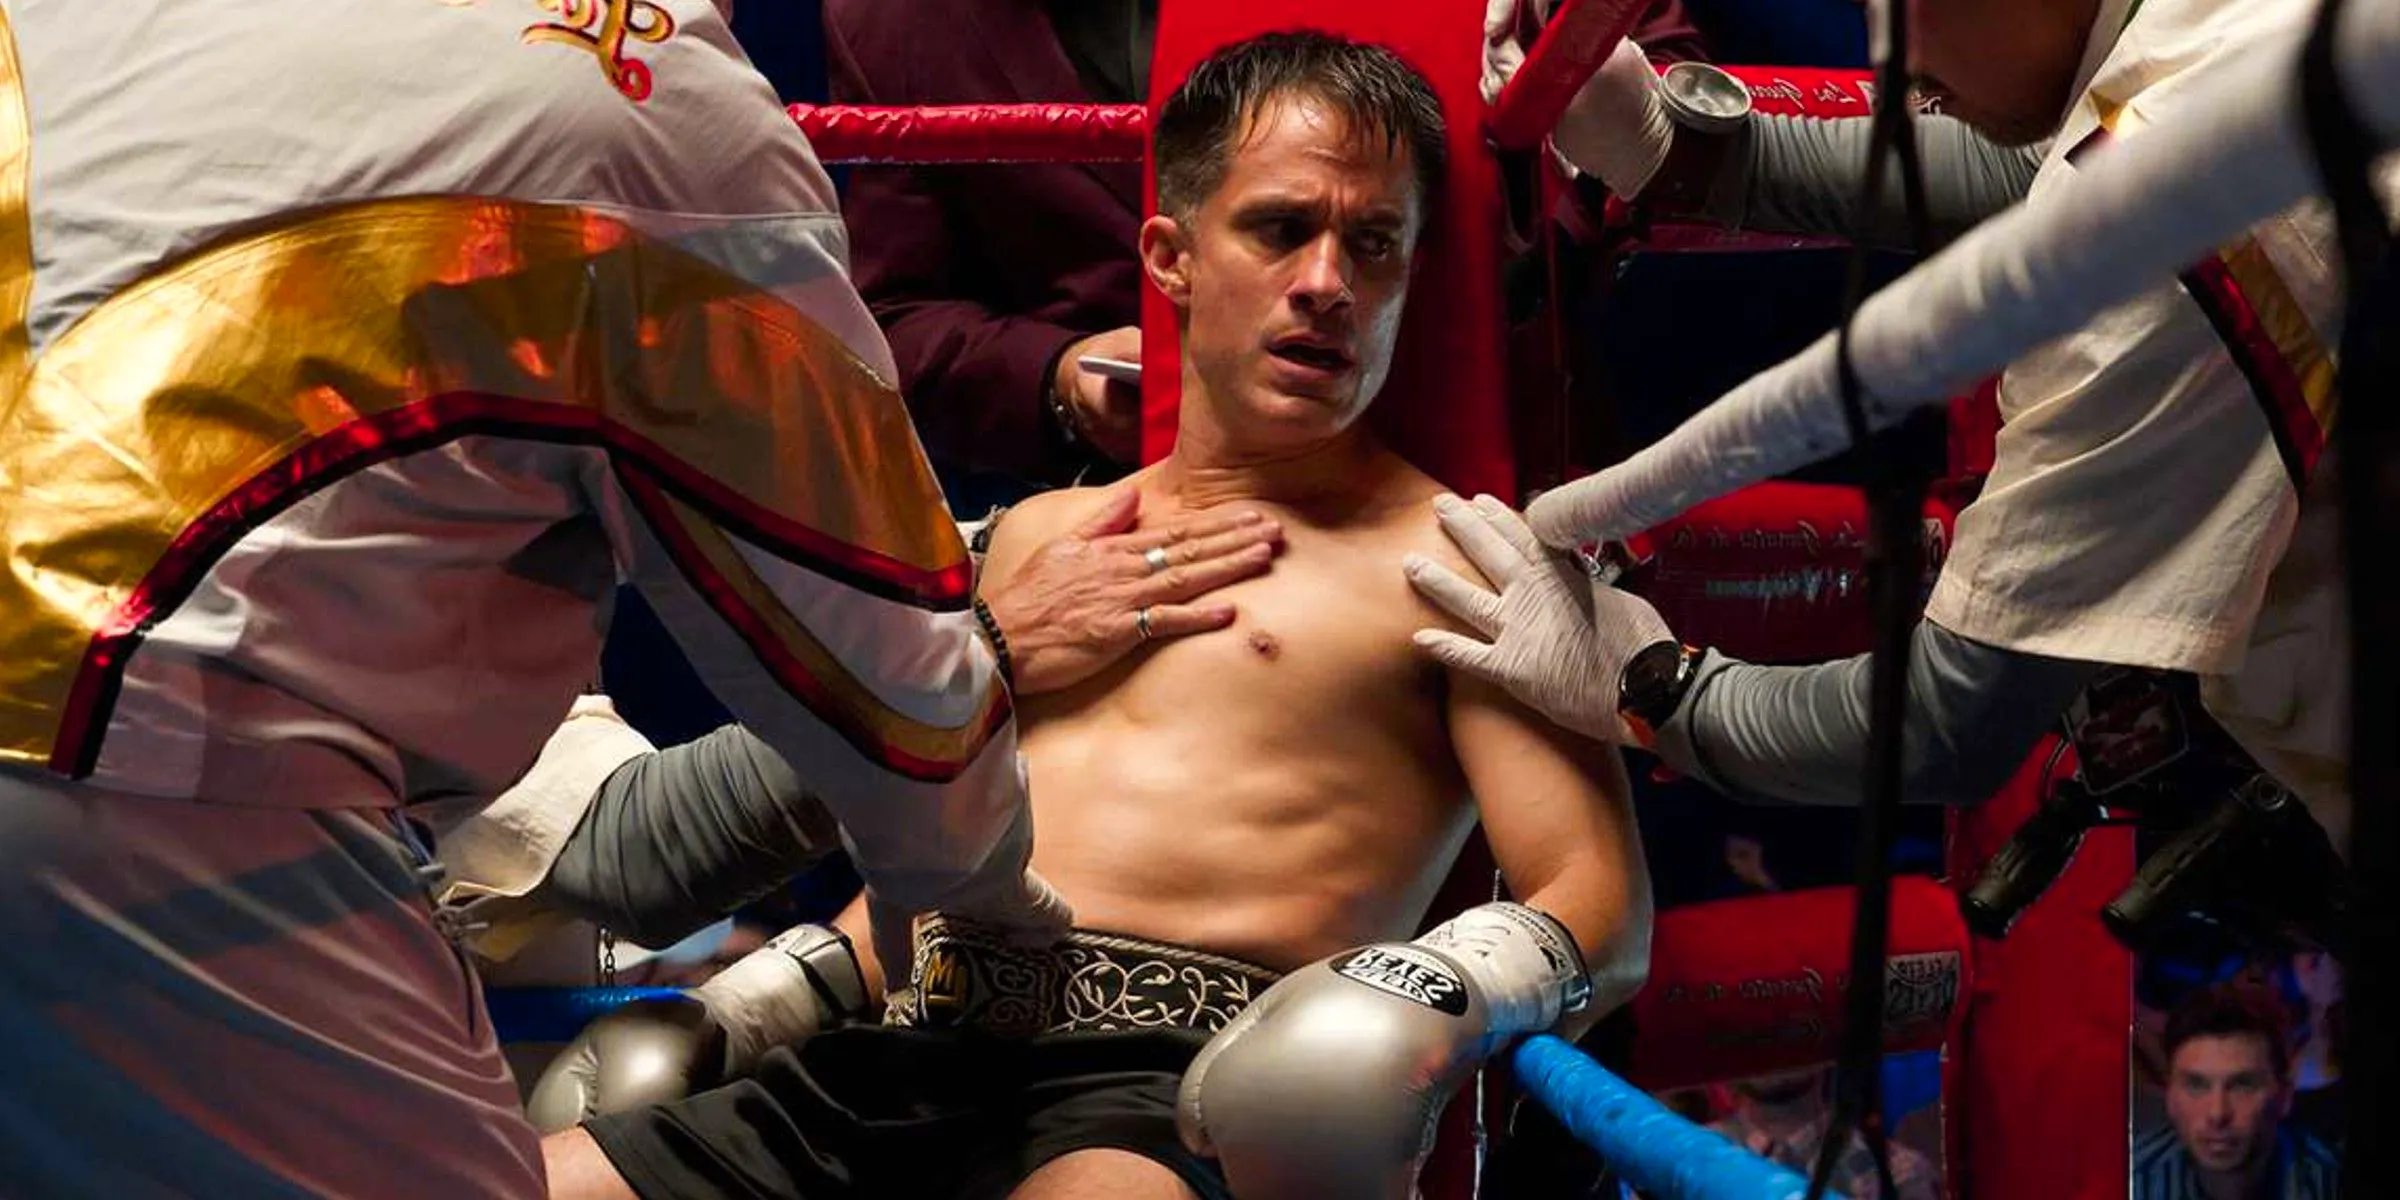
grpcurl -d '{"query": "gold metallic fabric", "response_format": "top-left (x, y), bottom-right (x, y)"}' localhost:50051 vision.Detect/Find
top-left (0, 185), bottom-right (969, 770)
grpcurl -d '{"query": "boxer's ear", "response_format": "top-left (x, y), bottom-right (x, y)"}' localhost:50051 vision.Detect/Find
top-left (1139, 214), bottom-right (1192, 309)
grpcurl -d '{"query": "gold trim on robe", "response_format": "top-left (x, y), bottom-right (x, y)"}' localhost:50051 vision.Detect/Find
top-left (0, 9), bottom-right (28, 391)
top-left (0, 191), bottom-right (973, 772)
top-left (620, 471), bottom-right (1009, 780)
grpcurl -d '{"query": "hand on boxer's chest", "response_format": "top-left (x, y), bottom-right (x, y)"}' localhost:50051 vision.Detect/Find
top-left (1136, 526), bottom-right (1423, 676)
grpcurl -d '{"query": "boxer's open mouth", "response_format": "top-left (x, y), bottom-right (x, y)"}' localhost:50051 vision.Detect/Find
top-left (1266, 336), bottom-right (1354, 373)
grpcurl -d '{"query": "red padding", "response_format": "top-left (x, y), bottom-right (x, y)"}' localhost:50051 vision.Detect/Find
top-left (1725, 66), bottom-right (1882, 119)
top-left (1622, 877), bottom-right (1970, 1092)
top-left (1624, 481), bottom-right (1960, 664)
top-left (1944, 739), bottom-right (2133, 1200)
top-left (1948, 378), bottom-right (2002, 481)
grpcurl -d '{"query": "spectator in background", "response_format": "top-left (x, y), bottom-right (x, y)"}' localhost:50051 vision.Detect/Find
top-left (824, 0), bottom-right (1155, 492)
top-left (1706, 1066), bottom-right (1939, 1200)
top-left (2135, 984), bottom-right (2339, 1200)
top-left (1681, 0), bottom-right (1866, 68)
top-left (1723, 831), bottom-right (1781, 892)
top-left (826, 0), bottom-right (1707, 500)
top-left (2284, 951), bottom-right (2346, 1149)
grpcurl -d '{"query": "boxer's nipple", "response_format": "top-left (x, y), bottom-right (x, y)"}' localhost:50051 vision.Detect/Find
top-left (1247, 629), bottom-right (1282, 660)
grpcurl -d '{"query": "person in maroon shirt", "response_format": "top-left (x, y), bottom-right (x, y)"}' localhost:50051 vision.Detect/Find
top-left (822, 0), bottom-right (1706, 492)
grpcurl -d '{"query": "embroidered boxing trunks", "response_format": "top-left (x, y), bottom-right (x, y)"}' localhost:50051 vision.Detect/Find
top-left (886, 914), bottom-right (1284, 1036)
top-left (582, 921), bottom-right (1279, 1200)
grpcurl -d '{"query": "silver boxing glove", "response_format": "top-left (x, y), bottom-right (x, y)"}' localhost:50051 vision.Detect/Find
top-left (1176, 903), bottom-right (1591, 1200)
top-left (523, 922), bottom-right (869, 1132)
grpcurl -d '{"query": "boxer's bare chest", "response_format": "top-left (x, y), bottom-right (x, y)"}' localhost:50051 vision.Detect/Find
top-left (1017, 486), bottom-right (1478, 962)
top-left (1092, 508), bottom-right (1451, 748)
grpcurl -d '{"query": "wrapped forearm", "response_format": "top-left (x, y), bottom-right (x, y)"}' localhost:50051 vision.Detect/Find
top-left (1653, 620), bottom-right (2098, 807)
top-left (547, 724), bottom-right (840, 948)
top-left (1705, 113), bottom-right (2045, 249)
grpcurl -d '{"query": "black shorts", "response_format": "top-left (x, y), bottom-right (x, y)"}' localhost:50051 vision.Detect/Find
top-left (582, 1025), bottom-right (1232, 1200)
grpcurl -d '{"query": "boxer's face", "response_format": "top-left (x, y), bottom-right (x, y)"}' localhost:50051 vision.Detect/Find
top-left (1142, 92), bottom-right (1425, 446)
top-left (1906, 0), bottom-right (2099, 145)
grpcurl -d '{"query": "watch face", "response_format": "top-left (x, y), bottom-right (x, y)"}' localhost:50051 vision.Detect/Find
top-left (1620, 640), bottom-right (1686, 719)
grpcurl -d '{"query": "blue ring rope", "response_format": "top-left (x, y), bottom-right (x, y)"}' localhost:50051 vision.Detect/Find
top-left (486, 986), bottom-right (686, 1045)
top-left (1510, 1034), bottom-right (1852, 1200)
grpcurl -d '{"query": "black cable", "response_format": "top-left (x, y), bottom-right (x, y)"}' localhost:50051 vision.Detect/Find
top-left (1803, 2), bottom-right (1936, 1197)
top-left (2295, 1), bottom-right (2397, 1195)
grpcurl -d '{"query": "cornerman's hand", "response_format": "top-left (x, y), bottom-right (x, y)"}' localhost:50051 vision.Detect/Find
top-left (1406, 494), bottom-right (1669, 744)
top-left (983, 485), bottom-right (1283, 696)
top-left (1051, 326), bottom-right (1144, 464)
top-left (866, 805), bottom-right (1071, 987)
top-left (1481, 0), bottom-right (1534, 107)
top-left (1480, 0), bottom-right (1675, 200)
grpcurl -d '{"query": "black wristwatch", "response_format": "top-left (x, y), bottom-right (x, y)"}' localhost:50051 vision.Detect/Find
top-left (1617, 639), bottom-right (1703, 747)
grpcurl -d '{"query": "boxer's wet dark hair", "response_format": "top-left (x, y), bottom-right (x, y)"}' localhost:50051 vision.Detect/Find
top-left (1154, 31), bottom-right (1446, 223)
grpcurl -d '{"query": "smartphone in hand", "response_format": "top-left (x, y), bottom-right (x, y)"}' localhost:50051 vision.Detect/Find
top-left (1076, 355), bottom-right (1142, 385)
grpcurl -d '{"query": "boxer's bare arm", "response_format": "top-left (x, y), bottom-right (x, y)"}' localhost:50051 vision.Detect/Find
top-left (1447, 646), bottom-right (1654, 1035)
top-left (1401, 506), bottom-right (1652, 1024)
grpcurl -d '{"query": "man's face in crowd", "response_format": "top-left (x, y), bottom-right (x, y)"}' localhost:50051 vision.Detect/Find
top-left (1903, 0), bottom-right (2101, 145)
top-left (2165, 1033), bottom-right (2289, 1175)
top-left (1144, 93), bottom-right (1424, 447)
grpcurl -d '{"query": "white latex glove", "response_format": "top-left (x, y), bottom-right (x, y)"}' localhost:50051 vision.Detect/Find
top-left (861, 775), bottom-right (1071, 992)
top-left (865, 869), bottom-right (1072, 1003)
top-left (1552, 37), bottom-right (1677, 199)
top-left (1405, 494), bottom-right (1672, 744)
top-left (1481, 0), bottom-right (1530, 107)
top-left (1484, 0), bottom-right (1676, 202)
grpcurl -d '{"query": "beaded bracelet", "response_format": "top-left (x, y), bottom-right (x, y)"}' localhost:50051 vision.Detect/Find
top-left (971, 594), bottom-right (1016, 691)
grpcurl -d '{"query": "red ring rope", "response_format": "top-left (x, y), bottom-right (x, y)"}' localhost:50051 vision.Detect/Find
top-left (787, 103), bottom-right (1146, 163)
top-left (1486, 0), bottom-right (1654, 150)
top-left (787, 68), bottom-right (1883, 169)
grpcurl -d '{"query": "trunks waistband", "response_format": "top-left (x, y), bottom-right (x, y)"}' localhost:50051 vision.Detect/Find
top-left (885, 915), bottom-right (1283, 1037)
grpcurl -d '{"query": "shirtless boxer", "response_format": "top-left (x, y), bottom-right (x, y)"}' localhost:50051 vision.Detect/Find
top-left (538, 31), bottom-right (1652, 1200)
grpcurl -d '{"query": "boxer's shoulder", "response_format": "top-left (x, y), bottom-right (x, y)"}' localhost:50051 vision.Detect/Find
top-left (1353, 453), bottom-right (1483, 581)
top-left (992, 482), bottom-right (1123, 543)
top-left (975, 481), bottom-right (1129, 580)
